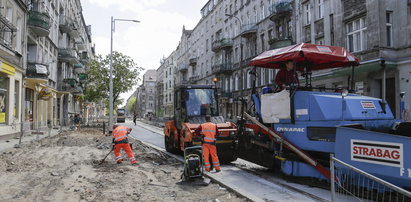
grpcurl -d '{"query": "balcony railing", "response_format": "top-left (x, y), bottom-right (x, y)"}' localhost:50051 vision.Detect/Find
top-left (26, 63), bottom-right (49, 80)
top-left (188, 75), bottom-right (200, 83)
top-left (221, 92), bottom-right (233, 98)
top-left (189, 58), bottom-right (197, 66)
top-left (58, 79), bottom-right (82, 93)
top-left (58, 48), bottom-right (79, 64)
top-left (212, 63), bottom-right (234, 74)
top-left (74, 63), bottom-right (85, 73)
top-left (212, 38), bottom-right (233, 52)
top-left (240, 23), bottom-right (257, 37)
top-left (79, 73), bottom-right (87, 82)
top-left (28, 11), bottom-right (51, 37)
top-left (269, 0), bottom-right (293, 21)
top-left (59, 15), bottom-right (74, 33)
top-left (178, 64), bottom-right (188, 72)
top-left (268, 38), bottom-right (293, 49)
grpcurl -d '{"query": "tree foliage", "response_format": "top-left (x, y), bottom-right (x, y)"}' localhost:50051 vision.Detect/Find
top-left (84, 52), bottom-right (143, 109)
top-left (126, 97), bottom-right (137, 113)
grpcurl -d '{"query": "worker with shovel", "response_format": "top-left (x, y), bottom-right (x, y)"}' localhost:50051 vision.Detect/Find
top-left (112, 124), bottom-right (137, 165)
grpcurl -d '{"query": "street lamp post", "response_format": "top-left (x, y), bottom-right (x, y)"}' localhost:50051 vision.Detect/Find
top-left (225, 13), bottom-right (245, 120)
top-left (109, 16), bottom-right (140, 133)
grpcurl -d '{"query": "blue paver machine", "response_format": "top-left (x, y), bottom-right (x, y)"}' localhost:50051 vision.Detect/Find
top-left (237, 43), bottom-right (411, 189)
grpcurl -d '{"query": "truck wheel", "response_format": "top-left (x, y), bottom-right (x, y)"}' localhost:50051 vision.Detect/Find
top-left (220, 152), bottom-right (238, 163)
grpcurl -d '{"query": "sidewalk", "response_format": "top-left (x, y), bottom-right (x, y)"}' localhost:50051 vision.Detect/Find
top-left (0, 127), bottom-right (69, 153)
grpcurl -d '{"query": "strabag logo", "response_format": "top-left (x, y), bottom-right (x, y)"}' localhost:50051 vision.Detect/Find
top-left (351, 139), bottom-right (403, 167)
top-left (276, 127), bottom-right (305, 132)
top-left (360, 101), bottom-right (376, 109)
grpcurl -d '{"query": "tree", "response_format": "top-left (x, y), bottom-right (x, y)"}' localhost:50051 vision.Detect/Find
top-left (126, 97), bottom-right (137, 113)
top-left (84, 52), bottom-right (143, 110)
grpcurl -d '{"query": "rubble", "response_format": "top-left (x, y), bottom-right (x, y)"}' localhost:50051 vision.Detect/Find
top-left (0, 129), bottom-right (244, 201)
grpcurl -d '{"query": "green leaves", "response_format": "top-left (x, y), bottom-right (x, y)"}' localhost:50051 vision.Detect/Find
top-left (84, 52), bottom-right (143, 109)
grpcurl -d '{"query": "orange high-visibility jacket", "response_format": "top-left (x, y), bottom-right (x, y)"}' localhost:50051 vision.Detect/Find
top-left (197, 122), bottom-right (219, 144)
top-left (112, 126), bottom-right (131, 143)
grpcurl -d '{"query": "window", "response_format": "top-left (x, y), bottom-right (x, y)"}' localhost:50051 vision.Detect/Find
top-left (247, 70), bottom-right (252, 88)
top-left (276, 23), bottom-right (283, 39)
top-left (318, 0), bottom-right (324, 19)
top-left (260, 4), bottom-right (265, 20)
top-left (235, 74), bottom-right (239, 91)
top-left (260, 33), bottom-right (265, 51)
top-left (260, 69), bottom-right (265, 85)
top-left (16, 17), bottom-right (22, 53)
top-left (0, 77), bottom-right (8, 124)
top-left (386, 12), bottom-right (392, 47)
top-left (304, 3), bottom-right (311, 25)
top-left (346, 17), bottom-right (367, 52)
top-left (316, 38), bottom-right (324, 45)
top-left (206, 39), bottom-right (209, 52)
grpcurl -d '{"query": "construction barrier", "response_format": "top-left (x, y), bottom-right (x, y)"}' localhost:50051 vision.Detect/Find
top-left (330, 154), bottom-right (411, 202)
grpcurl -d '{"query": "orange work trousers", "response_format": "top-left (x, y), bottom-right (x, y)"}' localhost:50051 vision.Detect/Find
top-left (114, 143), bottom-right (136, 164)
top-left (202, 143), bottom-right (220, 172)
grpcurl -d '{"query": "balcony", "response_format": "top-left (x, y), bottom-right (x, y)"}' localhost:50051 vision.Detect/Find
top-left (212, 63), bottom-right (234, 74)
top-left (58, 79), bottom-right (82, 93)
top-left (188, 75), bottom-right (200, 83)
top-left (189, 58), bottom-right (197, 66)
top-left (58, 48), bottom-right (79, 64)
top-left (80, 52), bottom-right (90, 64)
top-left (74, 63), bottom-right (85, 73)
top-left (269, 38), bottom-right (293, 49)
top-left (212, 38), bottom-right (233, 52)
top-left (177, 64), bottom-right (188, 72)
top-left (26, 63), bottom-right (49, 83)
top-left (240, 23), bottom-right (257, 38)
top-left (315, 19), bottom-right (324, 38)
top-left (79, 73), bottom-right (87, 82)
top-left (59, 15), bottom-right (74, 33)
top-left (269, 0), bottom-right (293, 21)
top-left (28, 11), bottom-right (51, 37)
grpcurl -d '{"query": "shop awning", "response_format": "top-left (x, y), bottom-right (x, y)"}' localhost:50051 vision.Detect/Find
top-left (0, 61), bottom-right (15, 75)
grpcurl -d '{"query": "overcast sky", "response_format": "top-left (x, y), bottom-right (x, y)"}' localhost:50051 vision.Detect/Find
top-left (81, 0), bottom-right (207, 106)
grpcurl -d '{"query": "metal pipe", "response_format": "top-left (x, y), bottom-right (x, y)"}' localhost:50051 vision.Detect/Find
top-left (109, 16), bottom-right (114, 134)
top-left (381, 60), bottom-right (386, 102)
top-left (330, 154), bottom-right (336, 202)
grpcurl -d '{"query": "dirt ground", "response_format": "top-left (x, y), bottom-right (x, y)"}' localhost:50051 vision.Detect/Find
top-left (0, 129), bottom-right (245, 202)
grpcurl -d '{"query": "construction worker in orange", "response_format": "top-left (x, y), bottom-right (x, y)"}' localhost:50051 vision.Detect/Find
top-left (195, 115), bottom-right (221, 172)
top-left (112, 124), bottom-right (137, 165)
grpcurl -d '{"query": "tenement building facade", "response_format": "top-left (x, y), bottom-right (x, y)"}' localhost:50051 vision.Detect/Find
top-left (159, 0), bottom-right (411, 121)
top-left (0, 0), bottom-right (94, 139)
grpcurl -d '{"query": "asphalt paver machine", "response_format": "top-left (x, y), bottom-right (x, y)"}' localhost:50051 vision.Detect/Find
top-left (237, 43), bottom-right (411, 189)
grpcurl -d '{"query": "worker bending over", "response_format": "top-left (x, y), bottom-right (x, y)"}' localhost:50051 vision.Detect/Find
top-left (112, 125), bottom-right (137, 165)
top-left (195, 115), bottom-right (221, 172)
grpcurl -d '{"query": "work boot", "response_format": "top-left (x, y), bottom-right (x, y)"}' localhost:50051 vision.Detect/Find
top-left (117, 159), bottom-right (123, 164)
top-left (215, 169), bottom-right (221, 173)
top-left (131, 160), bottom-right (137, 165)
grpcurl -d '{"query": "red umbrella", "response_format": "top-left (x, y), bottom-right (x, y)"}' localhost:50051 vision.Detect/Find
top-left (250, 43), bottom-right (359, 71)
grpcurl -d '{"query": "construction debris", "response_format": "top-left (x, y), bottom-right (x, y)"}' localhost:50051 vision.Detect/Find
top-left (0, 129), bottom-right (244, 201)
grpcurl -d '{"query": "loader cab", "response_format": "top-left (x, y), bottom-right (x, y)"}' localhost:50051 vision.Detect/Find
top-left (174, 85), bottom-right (219, 129)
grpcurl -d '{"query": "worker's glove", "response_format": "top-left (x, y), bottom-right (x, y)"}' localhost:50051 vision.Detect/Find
top-left (112, 144), bottom-right (115, 149)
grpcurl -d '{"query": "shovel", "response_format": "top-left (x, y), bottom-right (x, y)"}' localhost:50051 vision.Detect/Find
top-left (99, 146), bottom-right (115, 165)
